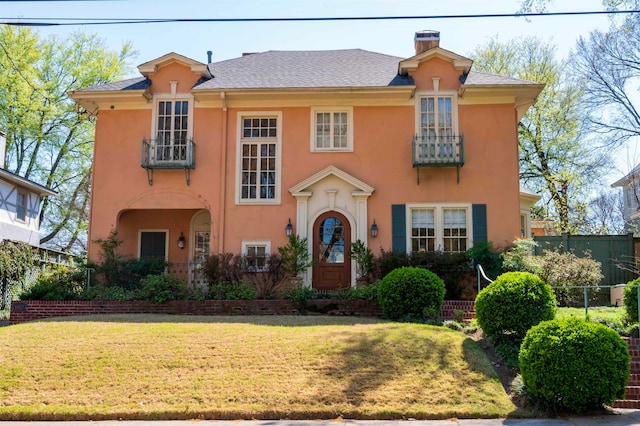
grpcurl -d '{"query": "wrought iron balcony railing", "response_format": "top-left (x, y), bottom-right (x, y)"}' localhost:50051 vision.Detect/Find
top-left (412, 134), bottom-right (464, 183)
top-left (140, 137), bottom-right (196, 185)
top-left (412, 134), bottom-right (464, 167)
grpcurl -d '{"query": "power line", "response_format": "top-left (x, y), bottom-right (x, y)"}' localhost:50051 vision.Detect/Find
top-left (2, 9), bottom-right (639, 27)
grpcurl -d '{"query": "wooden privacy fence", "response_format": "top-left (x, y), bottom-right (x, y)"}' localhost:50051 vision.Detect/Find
top-left (533, 233), bottom-right (636, 286)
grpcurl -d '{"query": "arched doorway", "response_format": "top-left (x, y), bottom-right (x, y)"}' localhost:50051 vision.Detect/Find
top-left (312, 211), bottom-right (351, 291)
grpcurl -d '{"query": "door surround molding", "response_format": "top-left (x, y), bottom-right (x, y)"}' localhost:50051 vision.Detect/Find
top-left (289, 165), bottom-right (374, 287)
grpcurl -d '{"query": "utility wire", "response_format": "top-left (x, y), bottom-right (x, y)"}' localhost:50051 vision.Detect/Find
top-left (2, 9), bottom-right (640, 27)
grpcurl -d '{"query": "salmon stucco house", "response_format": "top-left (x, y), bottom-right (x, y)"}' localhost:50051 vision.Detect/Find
top-left (69, 31), bottom-right (543, 290)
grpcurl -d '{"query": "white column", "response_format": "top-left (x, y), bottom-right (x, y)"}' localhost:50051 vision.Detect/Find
top-left (353, 191), bottom-right (371, 245)
top-left (293, 191), bottom-right (312, 239)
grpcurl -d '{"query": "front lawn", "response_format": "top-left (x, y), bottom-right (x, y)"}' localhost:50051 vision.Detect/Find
top-left (0, 315), bottom-right (516, 420)
top-left (556, 306), bottom-right (625, 323)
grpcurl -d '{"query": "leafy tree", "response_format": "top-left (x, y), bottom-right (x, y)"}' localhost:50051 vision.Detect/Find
top-left (518, 1), bottom-right (640, 149)
top-left (471, 37), bottom-right (608, 233)
top-left (0, 26), bottom-right (135, 253)
top-left (583, 189), bottom-right (626, 234)
top-left (573, 15), bottom-right (640, 149)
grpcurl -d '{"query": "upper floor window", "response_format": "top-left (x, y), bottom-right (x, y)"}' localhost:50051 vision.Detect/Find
top-left (409, 204), bottom-right (469, 253)
top-left (311, 107), bottom-right (353, 152)
top-left (155, 100), bottom-right (190, 162)
top-left (420, 96), bottom-right (453, 138)
top-left (16, 190), bottom-right (27, 222)
top-left (236, 112), bottom-right (282, 204)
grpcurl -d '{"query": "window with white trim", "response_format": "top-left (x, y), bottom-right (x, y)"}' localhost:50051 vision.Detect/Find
top-left (16, 190), bottom-right (27, 222)
top-left (442, 208), bottom-right (467, 252)
top-left (242, 241), bottom-right (271, 271)
top-left (408, 205), bottom-right (469, 253)
top-left (155, 100), bottom-right (190, 162)
top-left (237, 112), bottom-right (282, 204)
top-left (419, 96), bottom-right (453, 139)
top-left (311, 107), bottom-right (353, 151)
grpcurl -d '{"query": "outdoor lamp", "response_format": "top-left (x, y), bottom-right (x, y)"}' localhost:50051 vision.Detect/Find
top-left (370, 219), bottom-right (379, 238)
top-left (285, 218), bottom-right (293, 237)
top-left (177, 232), bottom-right (186, 249)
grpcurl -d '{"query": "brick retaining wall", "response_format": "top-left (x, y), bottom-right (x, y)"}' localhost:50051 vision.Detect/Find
top-left (9, 299), bottom-right (475, 325)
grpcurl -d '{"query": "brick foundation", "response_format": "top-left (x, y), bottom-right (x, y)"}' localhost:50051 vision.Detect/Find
top-left (9, 299), bottom-right (475, 325)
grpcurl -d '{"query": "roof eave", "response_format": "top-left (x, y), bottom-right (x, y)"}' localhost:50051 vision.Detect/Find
top-left (0, 169), bottom-right (57, 196)
top-left (398, 47), bottom-right (473, 75)
top-left (68, 89), bottom-right (152, 116)
top-left (459, 83), bottom-right (545, 121)
top-left (138, 52), bottom-right (212, 79)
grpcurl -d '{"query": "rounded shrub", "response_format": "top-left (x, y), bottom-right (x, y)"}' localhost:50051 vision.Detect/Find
top-left (624, 277), bottom-right (640, 322)
top-left (475, 271), bottom-right (556, 338)
top-left (137, 274), bottom-right (188, 303)
top-left (519, 317), bottom-right (630, 412)
top-left (377, 267), bottom-right (445, 320)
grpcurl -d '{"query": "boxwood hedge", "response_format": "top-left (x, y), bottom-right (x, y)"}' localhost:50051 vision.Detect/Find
top-left (519, 317), bottom-right (630, 412)
top-left (377, 266), bottom-right (445, 320)
top-left (475, 271), bottom-right (556, 338)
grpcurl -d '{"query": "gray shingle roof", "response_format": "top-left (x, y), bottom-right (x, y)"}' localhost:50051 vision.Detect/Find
top-left (75, 50), bottom-right (541, 93)
top-left (198, 49), bottom-right (413, 89)
top-left (77, 77), bottom-right (151, 92)
top-left (463, 70), bottom-right (540, 86)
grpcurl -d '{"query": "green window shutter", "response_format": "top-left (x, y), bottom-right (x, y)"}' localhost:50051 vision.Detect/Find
top-left (472, 204), bottom-right (487, 245)
top-left (392, 204), bottom-right (406, 252)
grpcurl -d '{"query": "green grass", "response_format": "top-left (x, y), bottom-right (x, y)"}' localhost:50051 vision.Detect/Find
top-left (556, 306), bottom-right (625, 323)
top-left (0, 314), bottom-right (516, 420)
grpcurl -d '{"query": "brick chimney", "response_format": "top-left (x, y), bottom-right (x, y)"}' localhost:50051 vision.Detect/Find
top-left (414, 30), bottom-right (440, 55)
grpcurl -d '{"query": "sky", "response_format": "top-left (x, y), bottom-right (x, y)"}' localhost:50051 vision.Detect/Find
top-left (3, 0), bottom-right (613, 65)
top-left (3, 0), bottom-right (635, 179)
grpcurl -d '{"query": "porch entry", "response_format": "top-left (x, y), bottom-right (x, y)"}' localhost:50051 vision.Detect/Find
top-left (312, 211), bottom-right (351, 291)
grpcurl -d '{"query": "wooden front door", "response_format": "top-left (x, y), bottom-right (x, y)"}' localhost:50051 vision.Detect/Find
top-left (313, 212), bottom-right (351, 291)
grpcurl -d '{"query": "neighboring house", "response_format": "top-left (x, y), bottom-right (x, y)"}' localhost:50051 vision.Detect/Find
top-left (520, 187), bottom-right (541, 238)
top-left (69, 31), bottom-right (543, 290)
top-left (0, 131), bottom-right (57, 246)
top-left (530, 220), bottom-right (560, 237)
top-left (612, 164), bottom-right (640, 233)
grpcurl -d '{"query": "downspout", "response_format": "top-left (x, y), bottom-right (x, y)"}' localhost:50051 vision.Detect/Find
top-left (218, 91), bottom-right (228, 253)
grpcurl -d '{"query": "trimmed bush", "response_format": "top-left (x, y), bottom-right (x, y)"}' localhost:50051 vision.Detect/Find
top-left (377, 267), bottom-right (445, 320)
top-left (136, 274), bottom-right (188, 303)
top-left (209, 283), bottom-right (256, 300)
top-left (624, 277), bottom-right (640, 322)
top-left (19, 266), bottom-right (85, 301)
top-left (475, 271), bottom-right (556, 338)
top-left (519, 317), bottom-right (630, 412)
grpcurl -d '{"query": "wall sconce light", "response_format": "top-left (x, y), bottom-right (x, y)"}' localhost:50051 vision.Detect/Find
top-left (285, 218), bottom-right (293, 237)
top-left (177, 232), bottom-right (186, 249)
top-left (370, 219), bottom-right (379, 238)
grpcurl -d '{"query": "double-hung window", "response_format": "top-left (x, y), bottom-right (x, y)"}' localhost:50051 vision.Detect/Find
top-left (442, 208), bottom-right (467, 252)
top-left (237, 112), bottom-right (282, 204)
top-left (311, 107), bottom-right (353, 152)
top-left (242, 241), bottom-right (271, 272)
top-left (408, 205), bottom-right (469, 253)
top-left (155, 100), bottom-right (190, 163)
top-left (16, 190), bottom-right (27, 222)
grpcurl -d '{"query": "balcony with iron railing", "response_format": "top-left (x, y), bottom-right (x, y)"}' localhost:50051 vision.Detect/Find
top-left (140, 137), bottom-right (196, 185)
top-left (412, 134), bottom-right (464, 183)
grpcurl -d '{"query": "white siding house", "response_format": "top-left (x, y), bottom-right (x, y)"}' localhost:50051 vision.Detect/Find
top-left (0, 132), bottom-right (57, 246)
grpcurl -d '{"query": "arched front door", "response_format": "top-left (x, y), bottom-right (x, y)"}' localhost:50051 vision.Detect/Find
top-left (313, 211), bottom-right (351, 291)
